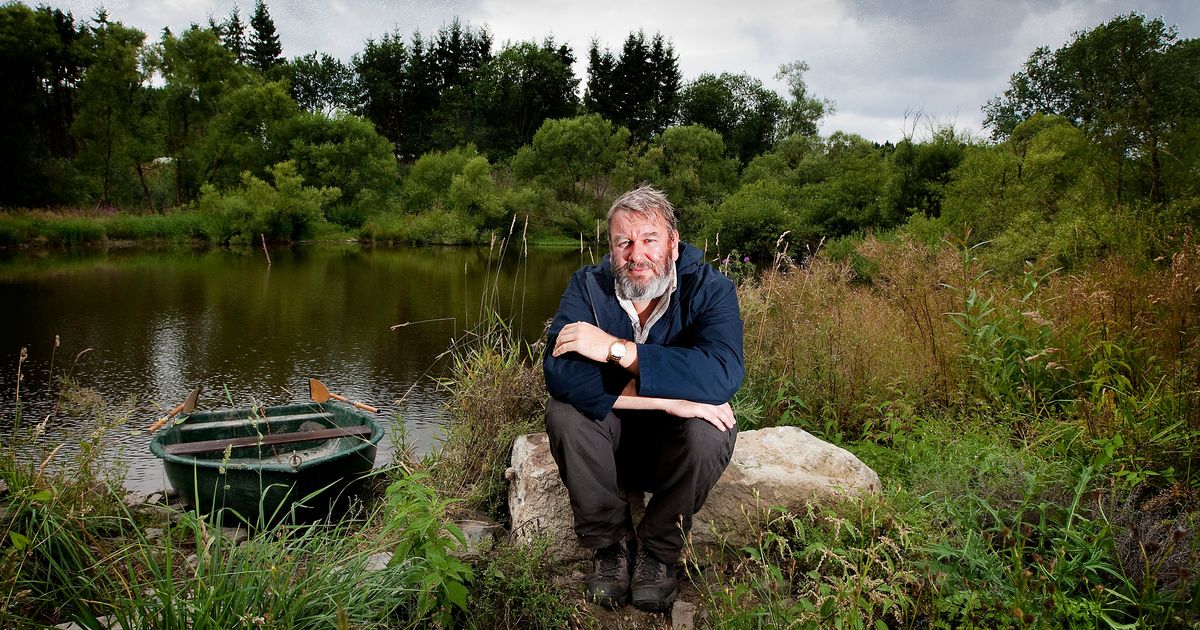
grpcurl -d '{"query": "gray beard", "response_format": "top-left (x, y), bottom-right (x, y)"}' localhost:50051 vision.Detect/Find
top-left (615, 264), bottom-right (673, 301)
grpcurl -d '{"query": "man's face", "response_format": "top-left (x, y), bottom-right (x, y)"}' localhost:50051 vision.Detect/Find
top-left (609, 209), bottom-right (679, 301)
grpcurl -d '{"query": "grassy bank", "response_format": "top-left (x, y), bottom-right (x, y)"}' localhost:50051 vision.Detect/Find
top-left (3, 235), bottom-right (1198, 628)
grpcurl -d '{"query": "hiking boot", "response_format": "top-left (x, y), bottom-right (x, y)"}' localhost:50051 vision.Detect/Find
top-left (585, 539), bottom-right (630, 608)
top-left (631, 547), bottom-right (678, 611)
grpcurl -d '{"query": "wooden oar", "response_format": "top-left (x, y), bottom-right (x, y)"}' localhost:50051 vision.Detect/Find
top-left (309, 379), bottom-right (379, 413)
top-left (147, 387), bottom-right (201, 433)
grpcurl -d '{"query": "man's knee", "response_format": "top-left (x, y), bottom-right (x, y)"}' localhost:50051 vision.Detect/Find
top-left (680, 418), bottom-right (737, 466)
top-left (545, 397), bottom-right (618, 450)
top-left (545, 397), bottom-right (585, 436)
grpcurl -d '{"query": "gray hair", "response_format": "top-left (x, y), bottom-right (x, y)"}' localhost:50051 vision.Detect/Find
top-left (606, 185), bottom-right (678, 235)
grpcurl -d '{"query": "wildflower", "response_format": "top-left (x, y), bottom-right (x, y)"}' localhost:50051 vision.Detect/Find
top-left (743, 256), bottom-right (750, 263)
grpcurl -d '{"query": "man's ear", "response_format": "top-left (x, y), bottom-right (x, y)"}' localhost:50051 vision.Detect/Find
top-left (670, 231), bottom-right (680, 262)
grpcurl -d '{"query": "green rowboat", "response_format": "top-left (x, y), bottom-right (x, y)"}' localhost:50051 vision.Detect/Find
top-left (149, 400), bottom-right (383, 525)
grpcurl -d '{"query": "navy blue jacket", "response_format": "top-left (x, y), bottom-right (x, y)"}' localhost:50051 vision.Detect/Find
top-left (543, 241), bottom-right (744, 420)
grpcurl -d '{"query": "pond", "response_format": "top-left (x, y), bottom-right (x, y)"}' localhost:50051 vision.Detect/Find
top-left (0, 243), bottom-right (593, 492)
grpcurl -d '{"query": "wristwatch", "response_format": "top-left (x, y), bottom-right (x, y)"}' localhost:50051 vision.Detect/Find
top-left (607, 339), bottom-right (629, 364)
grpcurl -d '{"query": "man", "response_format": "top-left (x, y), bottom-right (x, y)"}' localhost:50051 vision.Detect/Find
top-left (543, 185), bottom-right (744, 611)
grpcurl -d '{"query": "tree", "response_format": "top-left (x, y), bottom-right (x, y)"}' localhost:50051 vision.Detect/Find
top-left (511, 114), bottom-right (632, 207)
top-left (983, 13), bottom-right (1200, 204)
top-left (0, 4), bottom-right (87, 205)
top-left (583, 31), bottom-right (680, 143)
top-left (677, 72), bottom-right (787, 165)
top-left (471, 38), bottom-right (579, 156)
top-left (201, 80), bottom-right (298, 189)
top-left (354, 31), bottom-right (408, 148)
top-left (72, 15), bottom-right (151, 206)
top-left (775, 61), bottom-right (834, 137)
top-left (248, 0), bottom-right (282, 74)
top-left (353, 22), bottom-right (493, 159)
top-left (151, 25), bottom-right (246, 204)
top-left (635, 125), bottom-right (738, 214)
top-left (220, 6), bottom-right (248, 65)
top-left (284, 51), bottom-right (357, 115)
top-left (270, 112), bottom-right (396, 211)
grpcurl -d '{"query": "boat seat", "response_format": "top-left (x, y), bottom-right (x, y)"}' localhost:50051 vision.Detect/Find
top-left (176, 411), bottom-right (335, 433)
top-left (164, 425), bottom-right (373, 456)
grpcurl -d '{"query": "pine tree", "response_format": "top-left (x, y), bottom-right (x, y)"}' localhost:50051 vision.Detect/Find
top-left (248, 0), bottom-right (282, 73)
top-left (222, 6), bottom-right (247, 65)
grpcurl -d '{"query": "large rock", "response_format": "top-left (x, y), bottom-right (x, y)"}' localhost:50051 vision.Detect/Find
top-left (507, 427), bottom-right (881, 562)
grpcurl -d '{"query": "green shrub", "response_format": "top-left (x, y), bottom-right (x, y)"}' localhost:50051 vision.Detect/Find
top-left (199, 161), bottom-right (338, 244)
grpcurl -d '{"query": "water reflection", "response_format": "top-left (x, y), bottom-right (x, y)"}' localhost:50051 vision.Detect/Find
top-left (0, 244), bottom-right (587, 492)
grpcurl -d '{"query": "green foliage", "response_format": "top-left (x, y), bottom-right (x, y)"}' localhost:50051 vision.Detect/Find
top-left (353, 20), bottom-right (493, 159)
top-left (775, 60), bottom-right (835, 138)
top-left (271, 111), bottom-right (397, 215)
top-left (677, 72), bottom-right (787, 165)
top-left (947, 266), bottom-right (1067, 412)
top-left (203, 80), bottom-right (299, 189)
top-left (467, 540), bottom-right (586, 628)
top-left (247, 0), bottom-right (283, 74)
top-left (360, 208), bottom-right (480, 245)
top-left (432, 317), bottom-right (546, 516)
top-left (635, 124), bottom-right (738, 215)
top-left (382, 472), bottom-right (474, 625)
top-left (401, 145), bottom-right (478, 212)
top-left (283, 51), bottom-right (357, 115)
top-left (983, 13), bottom-right (1200, 205)
top-left (472, 38), bottom-right (580, 156)
top-left (0, 4), bottom-right (87, 206)
top-left (511, 114), bottom-right (633, 210)
top-left (583, 31), bottom-right (681, 143)
top-left (71, 19), bottom-right (151, 207)
top-left (199, 161), bottom-right (338, 244)
top-left (698, 177), bottom-right (805, 261)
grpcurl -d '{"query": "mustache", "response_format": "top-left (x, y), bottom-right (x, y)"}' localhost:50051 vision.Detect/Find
top-left (622, 261), bottom-right (655, 271)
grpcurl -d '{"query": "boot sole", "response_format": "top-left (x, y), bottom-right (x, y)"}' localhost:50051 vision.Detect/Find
top-left (631, 588), bottom-right (678, 611)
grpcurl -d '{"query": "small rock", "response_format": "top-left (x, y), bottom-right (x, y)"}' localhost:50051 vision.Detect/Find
top-left (672, 600), bottom-right (696, 630)
top-left (146, 492), bottom-right (165, 505)
top-left (53, 622), bottom-right (83, 630)
top-left (95, 615), bottom-right (124, 630)
top-left (186, 553), bottom-right (199, 569)
top-left (455, 519), bottom-right (504, 556)
top-left (0, 477), bottom-right (9, 497)
top-left (365, 552), bottom-right (392, 572)
top-left (221, 526), bottom-right (248, 545)
top-left (144, 528), bottom-right (165, 543)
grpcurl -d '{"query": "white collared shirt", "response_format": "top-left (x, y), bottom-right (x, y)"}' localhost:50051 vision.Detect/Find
top-left (615, 265), bottom-right (677, 344)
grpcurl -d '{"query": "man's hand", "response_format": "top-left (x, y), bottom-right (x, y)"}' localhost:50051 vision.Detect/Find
top-left (665, 400), bottom-right (736, 432)
top-left (552, 321), bottom-right (618, 363)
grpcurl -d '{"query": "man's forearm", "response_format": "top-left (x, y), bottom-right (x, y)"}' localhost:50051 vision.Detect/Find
top-left (611, 380), bottom-right (736, 431)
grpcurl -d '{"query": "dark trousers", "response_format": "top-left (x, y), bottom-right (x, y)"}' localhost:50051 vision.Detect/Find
top-left (544, 397), bottom-right (736, 563)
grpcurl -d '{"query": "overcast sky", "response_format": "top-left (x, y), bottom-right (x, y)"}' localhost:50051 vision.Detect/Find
top-left (28, 0), bottom-right (1200, 143)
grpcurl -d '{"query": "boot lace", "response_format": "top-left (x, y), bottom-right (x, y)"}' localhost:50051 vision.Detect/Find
top-left (634, 548), bottom-right (664, 581)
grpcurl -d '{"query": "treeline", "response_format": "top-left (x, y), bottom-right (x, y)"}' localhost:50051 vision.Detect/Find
top-left (2, 4), bottom-right (1197, 266)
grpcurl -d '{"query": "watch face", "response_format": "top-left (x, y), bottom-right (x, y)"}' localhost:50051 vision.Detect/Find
top-left (610, 341), bottom-right (626, 359)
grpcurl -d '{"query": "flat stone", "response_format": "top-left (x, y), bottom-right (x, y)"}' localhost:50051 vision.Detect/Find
top-left (508, 427), bottom-right (881, 562)
top-left (0, 477), bottom-right (8, 497)
top-left (672, 600), bottom-right (697, 630)
top-left (220, 526), bottom-right (248, 545)
top-left (455, 519), bottom-right (504, 556)
top-left (144, 528), bottom-right (165, 543)
top-left (365, 551), bottom-right (392, 572)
